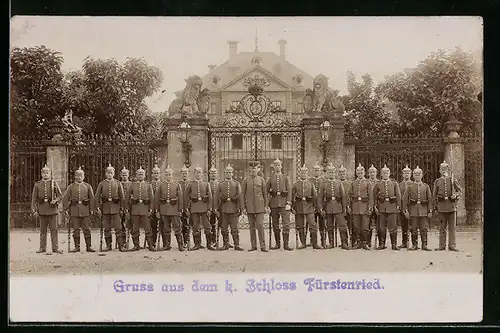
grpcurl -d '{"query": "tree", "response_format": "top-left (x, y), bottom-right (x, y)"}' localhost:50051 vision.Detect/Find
top-left (10, 45), bottom-right (64, 138)
top-left (342, 71), bottom-right (395, 138)
top-left (375, 47), bottom-right (482, 136)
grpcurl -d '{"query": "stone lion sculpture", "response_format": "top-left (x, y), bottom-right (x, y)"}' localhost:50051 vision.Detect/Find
top-left (180, 75), bottom-right (203, 114)
top-left (304, 74), bottom-right (345, 117)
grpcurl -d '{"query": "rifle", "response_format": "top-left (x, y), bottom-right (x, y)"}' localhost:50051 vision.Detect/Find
top-left (66, 212), bottom-right (71, 252)
top-left (333, 217), bottom-right (337, 248)
top-left (99, 211), bottom-right (104, 253)
top-left (155, 213), bottom-right (161, 251)
top-left (295, 218), bottom-right (299, 249)
top-left (268, 211), bottom-right (272, 249)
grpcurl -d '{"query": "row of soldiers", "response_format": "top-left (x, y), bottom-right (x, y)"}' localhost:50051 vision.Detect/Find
top-left (30, 158), bottom-right (462, 254)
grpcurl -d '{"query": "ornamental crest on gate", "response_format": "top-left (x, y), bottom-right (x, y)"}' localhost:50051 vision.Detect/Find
top-left (210, 74), bottom-right (302, 128)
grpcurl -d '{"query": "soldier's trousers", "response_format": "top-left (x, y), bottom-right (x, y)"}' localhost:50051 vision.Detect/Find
top-left (150, 215), bottom-right (164, 243)
top-left (131, 215), bottom-right (152, 241)
top-left (379, 213), bottom-right (397, 234)
top-left (221, 213), bottom-right (239, 237)
top-left (102, 214), bottom-right (124, 239)
top-left (410, 216), bottom-right (429, 237)
top-left (191, 212), bottom-right (210, 237)
top-left (161, 215), bottom-right (182, 236)
top-left (345, 213), bottom-right (353, 243)
top-left (326, 213), bottom-right (347, 232)
top-left (399, 212), bottom-right (410, 245)
top-left (315, 212), bottom-right (326, 233)
top-left (209, 213), bottom-right (218, 236)
top-left (352, 214), bottom-right (370, 244)
top-left (295, 213), bottom-right (317, 232)
top-left (270, 207), bottom-right (291, 233)
top-left (247, 213), bottom-right (266, 250)
top-left (71, 216), bottom-right (91, 239)
top-left (438, 212), bottom-right (456, 249)
top-left (181, 215), bottom-right (191, 242)
top-left (39, 214), bottom-right (59, 251)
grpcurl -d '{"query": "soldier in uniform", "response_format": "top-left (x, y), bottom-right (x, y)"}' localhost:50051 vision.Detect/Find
top-left (310, 161), bottom-right (326, 248)
top-left (292, 164), bottom-right (321, 249)
top-left (348, 163), bottom-right (374, 250)
top-left (214, 164), bottom-right (244, 251)
top-left (126, 166), bottom-right (155, 252)
top-left (373, 165), bottom-right (401, 250)
top-left (266, 158), bottom-right (293, 251)
top-left (31, 164), bottom-right (63, 254)
top-left (120, 167), bottom-right (132, 249)
top-left (242, 161), bottom-right (269, 252)
top-left (402, 166), bottom-right (433, 251)
top-left (186, 165), bottom-right (215, 251)
top-left (319, 164), bottom-right (349, 249)
top-left (62, 167), bottom-right (96, 253)
top-left (178, 165), bottom-right (191, 248)
top-left (367, 164), bottom-right (380, 248)
top-left (150, 164), bottom-right (163, 248)
top-left (338, 165), bottom-right (353, 247)
top-left (154, 165), bottom-right (185, 251)
top-left (398, 165), bottom-right (413, 249)
top-left (433, 160), bottom-right (462, 252)
top-left (208, 166), bottom-right (229, 249)
top-left (94, 164), bottom-right (126, 252)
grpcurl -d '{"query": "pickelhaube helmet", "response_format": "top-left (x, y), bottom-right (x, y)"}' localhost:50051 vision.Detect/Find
top-left (209, 165), bottom-right (217, 173)
top-left (313, 161), bottom-right (322, 169)
top-left (41, 164), bottom-right (50, 172)
top-left (181, 164), bottom-right (189, 172)
top-left (368, 164), bottom-right (377, 172)
top-left (75, 166), bottom-right (84, 174)
top-left (300, 164), bottom-right (308, 171)
top-left (413, 165), bottom-right (423, 173)
top-left (273, 158), bottom-right (282, 165)
top-left (165, 165), bottom-right (174, 173)
top-left (106, 163), bottom-right (115, 172)
top-left (136, 166), bottom-right (145, 173)
top-left (326, 163), bottom-right (335, 171)
top-left (381, 164), bottom-right (390, 172)
top-left (338, 165), bottom-right (347, 172)
top-left (225, 163), bottom-right (234, 172)
top-left (152, 164), bottom-right (161, 173)
top-left (440, 160), bottom-right (449, 168)
top-left (402, 164), bottom-right (411, 172)
top-left (121, 166), bottom-right (129, 174)
top-left (194, 165), bottom-right (203, 172)
top-left (356, 163), bottom-right (365, 171)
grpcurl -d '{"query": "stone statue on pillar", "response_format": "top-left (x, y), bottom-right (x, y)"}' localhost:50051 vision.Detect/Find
top-left (303, 74), bottom-right (345, 119)
top-left (167, 74), bottom-right (210, 119)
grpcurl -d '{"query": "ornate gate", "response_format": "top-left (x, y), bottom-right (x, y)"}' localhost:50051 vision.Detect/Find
top-left (208, 87), bottom-right (303, 182)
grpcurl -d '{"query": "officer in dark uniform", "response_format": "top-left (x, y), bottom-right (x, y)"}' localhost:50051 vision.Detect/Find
top-left (433, 160), bottom-right (462, 252)
top-left (398, 165), bottom-right (412, 249)
top-left (214, 163), bottom-right (244, 251)
top-left (31, 164), bottom-right (63, 254)
top-left (62, 167), bottom-right (96, 253)
top-left (178, 164), bottom-right (192, 248)
top-left (120, 167), bottom-right (132, 249)
top-left (292, 164), bottom-right (321, 250)
top-left (95, 164), bottom-right (126, 252)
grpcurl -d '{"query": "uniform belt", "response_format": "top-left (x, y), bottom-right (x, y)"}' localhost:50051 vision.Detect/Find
top-left (438, 196), bottom-right (453, 201)
top-left (410, 199), bottom-right (428, 205)
top-left (104, 198), bottom-right (120, 204)
top-left (71, 199), bottom-right (89, 205)
top-left (295, 197), bottom-right (312, 202)
top-left (379, 197), bottom-right (396, 203)
top-left (325, 196), bottom-right (341, 202)
top-left (160, 198), bottom-right (178, 205)
top-left (353, 197), bottom-right (369, 202)
top-left (270, 191), bottom-right (287, 197)
top-left (132, 199), bottom-right (150, 204)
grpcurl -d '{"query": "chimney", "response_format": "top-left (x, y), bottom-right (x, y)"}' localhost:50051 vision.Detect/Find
top-left (228, 40), bottom-right (239, 62)
top-left (208, 64), bottom-right (216, 72)
top-left (278, 39), bottom-right (287, 60)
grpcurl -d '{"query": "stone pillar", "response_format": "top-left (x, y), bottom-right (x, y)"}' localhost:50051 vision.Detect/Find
top-left (151, 139), bottom-right (169, 180)
top-left (444, 118), bottom-right (466, 225)
top-left (302, 116), bottom-right (345, 170)
top-left (343, 139), bottom-right (357, 180)
top-left (164, 117), bottom-right (209, 180)
top-left (44, 133), bottom-right (69, 225)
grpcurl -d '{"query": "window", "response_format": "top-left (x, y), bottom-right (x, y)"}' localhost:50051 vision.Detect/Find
top-left (251, 56), bottom-right (262, 65)
top-left (211, 75), bottom-right (220, 85)
top-left (271, 134), bottom-right (282, 150)
top-left (232, 134), bottom-right (243, 150)
top-left (272, 101), bottom-right (282, 109)
top-left (209, 102), bottom-right (217, 115)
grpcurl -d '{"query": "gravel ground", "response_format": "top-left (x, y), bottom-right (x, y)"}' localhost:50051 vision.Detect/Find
top-left (9, 229), bottom-right (482, 275)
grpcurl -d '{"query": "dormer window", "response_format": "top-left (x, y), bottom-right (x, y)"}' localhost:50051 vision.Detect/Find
top-left (293, 74), bottom-right (303, 84)
top-left (251, 56), bottom-right (262, 65)
top-left (211, 75), bottom-right (220, 85)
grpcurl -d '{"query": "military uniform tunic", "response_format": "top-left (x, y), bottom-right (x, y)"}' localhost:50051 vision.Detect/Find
top-left (373, 179), bottom-right (401, 235)
top-left (209, 179), bottom-right (219, 236)
top-left (433, 176), bottom-right (462, 249)
top-left (348, 178), bottom-right (374, 245)
top-left (292, 179), bottom-right (319, 232)
top-left (31, 180), bottom-right (62, 251)
top-left (154, 180), bottom-right (183, 236)
top-left (150, 179), bottom-right (163, 245)
top-left (95, 179), bottom-right (125, 240)
top-left (126, 181), bottom-right (154, 241)
top-left (178, 179), bottom-right (192, 241)
top-left (266, 172), bottom-right (292, 233)
top-left (186, 179), bottom-right (213, 237)
top-left (215, 179), bottom-right (242, 236)
top-left (310, 176), bottom-right (326, 239)
top-left (319, 179), bottom-right (347, 232)
top-left (62, 181), bottom-right (95, 239)
top-left (402, 181), bottom-right (432, 241)
top-left (399, 179), bottom-right (412, 246)
top-left (242, 175), bottom-right (268, 250)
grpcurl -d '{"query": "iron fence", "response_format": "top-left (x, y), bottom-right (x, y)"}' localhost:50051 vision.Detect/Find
top-left (464, 133), bottom-right (483, 224)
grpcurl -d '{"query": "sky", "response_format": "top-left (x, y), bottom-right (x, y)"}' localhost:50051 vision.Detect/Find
top-left (10, 16), bottom-right (483, 114)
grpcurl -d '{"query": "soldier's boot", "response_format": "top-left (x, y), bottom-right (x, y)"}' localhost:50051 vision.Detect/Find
top-left (162, 234), bottom-right (172, 251)
top-left (105, 236), bottom-right (113, 252)
top-left (36, 248), bottom-right (46, 254)
top-left (147, 236), bottom-right (156, 252)
top-left (361, 232), bottom-right (371, 250)
top-left (175, 234), bottom-right (185, 252)
top-left (298, 230), bottom-right (307, 249)
top-left (118, 235), bottom-right (127, 252)
top-left (421, 232), bottom-right (431, 251)
top-left (85, 236), bottom-right (95, 252)
top-left (340, 230), bottom-right (350, 250)
top-left (408, 233), bottom-right (419, 251)
top-left (320, 230), bottom-right (326, 249)
top-left (52, 248), bottom-right (64, 254)
top-left (327, 231), bottom-right (335, 249)
top-left (199, 234), bottom-right (205, 249)
top-left (219, 234), bottom-right (230, 251)
top-left (283, 233), bottom-right (293, 251)
top-left (390, 232), bottom-right (399, 251)
top-left (182, 231), bottom-right (190, 249)
top-left (191, 235), bottom-right (202, 251)
top-left (376, 231), bottom-right (387, 250)
top-left (69, 235), bottom-right (81, 253)
top-left (129, 237), bottom-right (140, 252)
top-left (206, 233), bottom-right (216, 251)
top-left (233, 233), bottom-right (244, 251)
top-left (311, 232), bottom-right (322, 250)
top-left (271, 231), bottom-right (281, 250)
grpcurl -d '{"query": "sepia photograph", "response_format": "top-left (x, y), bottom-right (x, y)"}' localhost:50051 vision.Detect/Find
top-left (9, 16), bottom-right (483, 322)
